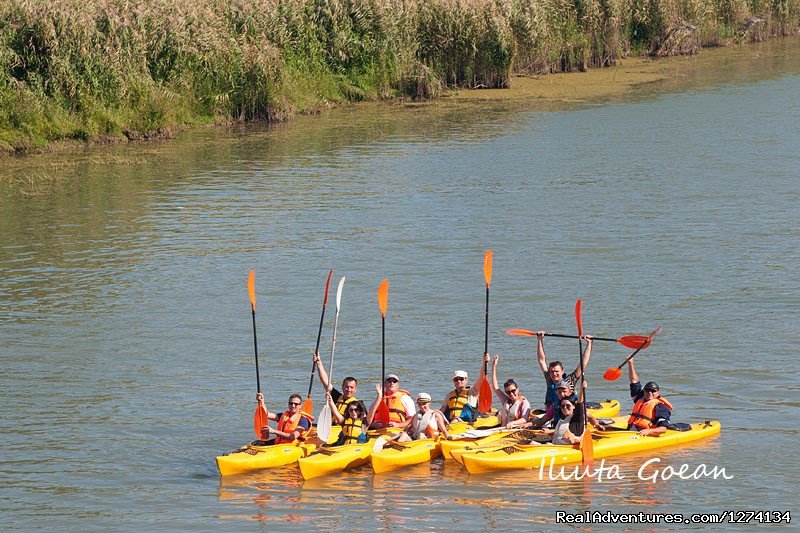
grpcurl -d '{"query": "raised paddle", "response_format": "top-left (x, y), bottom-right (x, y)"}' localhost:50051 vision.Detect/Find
top-left (575, 299), bottom-right (593, 465)
top-left (375, 279), bottom-right (391, 425)
top-left (603, 325), bottom-right (664, 381)
top-left (477, 250), bottom-right (494, 414)
top-left (248, 270), bottom-right (269, 438)
top-left (302, 269), bottom-right (334, 415)
top-left (317, 276), bottom-right (346, 443)
top-left (505, 329), bottom-right (654, 350)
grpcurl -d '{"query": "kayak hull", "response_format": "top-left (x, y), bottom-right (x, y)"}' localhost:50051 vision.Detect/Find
top-left (371, 439), bottom-right (442, 474)
top-left (442, 399), bottom-right (622, 460)
top-left (460, 420), bottom-right (721, 474)
top-left (298, 443), bottom-right (373, 480)
top-left (216, 442), bottom-right (317, 476)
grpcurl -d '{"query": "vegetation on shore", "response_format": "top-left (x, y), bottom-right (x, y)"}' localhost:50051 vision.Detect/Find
top-left (1, 0), bottom-right (798, 154)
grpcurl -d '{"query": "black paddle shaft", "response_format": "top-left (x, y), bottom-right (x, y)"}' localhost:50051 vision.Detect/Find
top-left (306, 302), bottom-right (328, 397)
top-left (252, 309), bottom-right (261, 393)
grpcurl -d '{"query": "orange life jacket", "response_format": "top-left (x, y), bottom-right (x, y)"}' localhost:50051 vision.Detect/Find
top-left (628, 396), bottom-right (673, 429)
top-left (384, 389), bottom-right (412, 424)
top-left (275, 410), bottom-right (314, 444)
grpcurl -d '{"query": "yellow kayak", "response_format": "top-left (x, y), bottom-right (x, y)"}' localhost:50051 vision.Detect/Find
top-left (298, 442), bottom-right (374, 480)
top-left (442, 399), bottom-right (621, 460)
top-left (371, 438), bottom-right (441, 474)
top-left (215, 441), bottom-right (317, 476)
top-left (460, 420), bottom-right (721, 474)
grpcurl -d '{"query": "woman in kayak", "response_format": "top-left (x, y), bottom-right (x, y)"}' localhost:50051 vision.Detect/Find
top-left (491, 355), bottom-right (531, 429)
top-left (325, 392), bottom-right (370, 445)
top-left (256, 392), bottom-right (314, 444)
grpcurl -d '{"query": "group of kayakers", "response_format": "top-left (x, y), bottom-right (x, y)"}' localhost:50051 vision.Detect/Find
top-left (255, 331), bottom-right (672, 447)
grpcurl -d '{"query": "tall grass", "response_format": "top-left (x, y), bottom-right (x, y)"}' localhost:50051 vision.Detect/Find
top-left (1, 0), bottom-right (798, 152)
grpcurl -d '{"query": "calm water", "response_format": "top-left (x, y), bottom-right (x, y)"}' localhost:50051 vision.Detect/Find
top-left (2, 39), bottom-right (799, 531)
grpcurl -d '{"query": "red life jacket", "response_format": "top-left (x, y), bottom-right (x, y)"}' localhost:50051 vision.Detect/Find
top-left (275, 410), bottom-right (314, 444)
top-left (628, 396), bottom-right (673, 429)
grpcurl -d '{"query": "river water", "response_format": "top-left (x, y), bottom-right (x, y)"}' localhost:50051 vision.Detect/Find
top-left (2, 39), bottom-right (799, 531)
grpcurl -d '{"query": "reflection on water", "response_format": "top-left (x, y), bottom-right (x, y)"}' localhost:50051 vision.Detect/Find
top-left (1, 37), bottom-right (798, 530)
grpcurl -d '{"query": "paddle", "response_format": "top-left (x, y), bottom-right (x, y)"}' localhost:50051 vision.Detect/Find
top-left (317, 276), bottom-right (345, 443)
top-left (505, 329), bottom-right (654, 350)
top-left (302, 269), bottom-right (333, 415)
top-left (375, 279), bottom-right (391, 424)
top-left (248, 270), bottom-right (269, 438)
top-left (477, 250), bottom-right (494, 413)
top-left (575, 299), bottom-right (593, 465)
top-left (603, 325), bottom-right (664, 381)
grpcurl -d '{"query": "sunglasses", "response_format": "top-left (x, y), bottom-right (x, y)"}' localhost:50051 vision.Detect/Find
top-left (453, 377), bottom-right (466, 382)
top-left (288, 402), bottom-right (301, 407)
top-left (560, 403), bottom-right (574, 409)
top-left (505, 388), bottom-right (518, 394)
top-left (385, 378), bottom-right (398, 384)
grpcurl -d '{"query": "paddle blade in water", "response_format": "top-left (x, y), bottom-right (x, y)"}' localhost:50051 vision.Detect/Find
top-left (478, 378), bottom-right (493, 413)
top-left (377, 279), bottom-right (389, 317)
top-left (581, 427), bottom-right (594, 465)
top-left (302, 396), bottom-right (313, 416)
top-left (603, 367), bottom-right (623, 381)
top-left (254, 403), bottom-right (268, 439)
top-left (316, 405), bottom-right (332, 443)
top-left (505, 328), bottom-right (536, 336)
top-left (247, 269), bottom-right (256, 311)
top-left (483, 250), bottom-right (493, 286)
top-left (617, 335), bottom-right (651, 349)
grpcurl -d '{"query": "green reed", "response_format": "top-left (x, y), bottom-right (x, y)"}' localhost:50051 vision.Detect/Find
top-left (1, 0), bottom-right (798, 153)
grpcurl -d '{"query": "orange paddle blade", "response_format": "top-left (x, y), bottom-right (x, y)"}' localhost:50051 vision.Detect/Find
top-left (376, 400), bottom-right (390, 425)
top-left (302, 396), bottom-right (313, 415)
top-left (323, 269), bottom-right (333, 306)
top-left (254, 403), bottom-right (268, 438)
top-left (247, 269), bottom-right (256, 311)
top-left (377, 279), bottom-right (389, 317)
top-left (575, 299), bottom-right (583, 338)
top-left (505, 328), bottom-right (535, 336)
top-left (604, 367), bottom-right (623, 381)
top-left (617, 335), bottom-right (651, 349)
top-left (478, 377), bottom-right (493, 413)
top-left (581, 427), bottom-right (594, 465)
top-left (483, 250), bottom-right (493, 286)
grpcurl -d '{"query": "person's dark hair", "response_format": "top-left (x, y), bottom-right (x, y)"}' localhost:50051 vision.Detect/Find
top-left (503, 379), bottom-right (518, 390)
top-left (342, 377), bottom-right (358, 387)
top-left (548, 361), bottom-right (564, 371)
top-left (346, 401), bottom-right (366, 420)
top-left (289, 394), bottom-right (302, 403)
top-left (558, 398), bottom-right (585, 438)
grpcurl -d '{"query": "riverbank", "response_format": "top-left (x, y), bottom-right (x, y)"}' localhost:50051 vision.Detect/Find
top-left (1, 0), bottom-right (798, 156)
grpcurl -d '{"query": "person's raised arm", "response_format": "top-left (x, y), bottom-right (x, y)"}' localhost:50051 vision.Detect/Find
top-left (574, 335), bottom-right (593, 379)
top-left (367, 384), bottom-right (383, 427)
top-left (327, 392), bottom-right (344, 424)
top-left (491, 355), bottom-right (508, 403)
top-left (628, 358), bottom-right (639, 384)
top-left (313, 352), bottom-right (332, 392)
top-left (536, 332), bottom-right (548, 373)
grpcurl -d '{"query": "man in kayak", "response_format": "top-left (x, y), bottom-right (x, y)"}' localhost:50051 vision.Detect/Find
top-left (490, 355), bottom-right (531, 429)
top-left (312, 352), bottom-right (363, 421)
top-left (627, 359), bottom-right (672, 436)
top-left (395, 393), bottom-right (452, 441)
top-left (256, 392), bottom-right (314, 444)
top-left (535, 333), bottom-right (593, 409)
top-left (439, 357), bottom-right (487, 422)
top-left (367, 374), bottom-right (415, 429)
top-left (526, 379), bottom-right (603, 430)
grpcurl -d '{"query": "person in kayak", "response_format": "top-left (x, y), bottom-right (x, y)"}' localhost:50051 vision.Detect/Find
top-left (256, 393), bottom-right (314, 444)
top-left (544, 396), bottom-right (586, 445)
top-left (313, 352), bottom-right (363, 421)
top-left (535, 332), bottom-right (594, 409)
top-left (395, 393), bottom-right (452, 442)
top-left (627, 359), bottom-right (673, 436)
top-left (439, 357), bottom-right (487, 422)
top-left (526, 379), bottom-right (604, 430)
top-left (491, 354), bottom-right (531, 429)
top-left (367, 374), bottom-right (415, 429)
top-left (325, 392), bottom-right (370, 445)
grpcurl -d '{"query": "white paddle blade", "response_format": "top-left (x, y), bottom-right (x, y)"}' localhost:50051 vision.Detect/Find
top-left (372, 436), bottom-right (387, 454)
top-left (317, 405), bottom-right (333, 443)
top-left (335, 277), bottom-right (345, 312)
